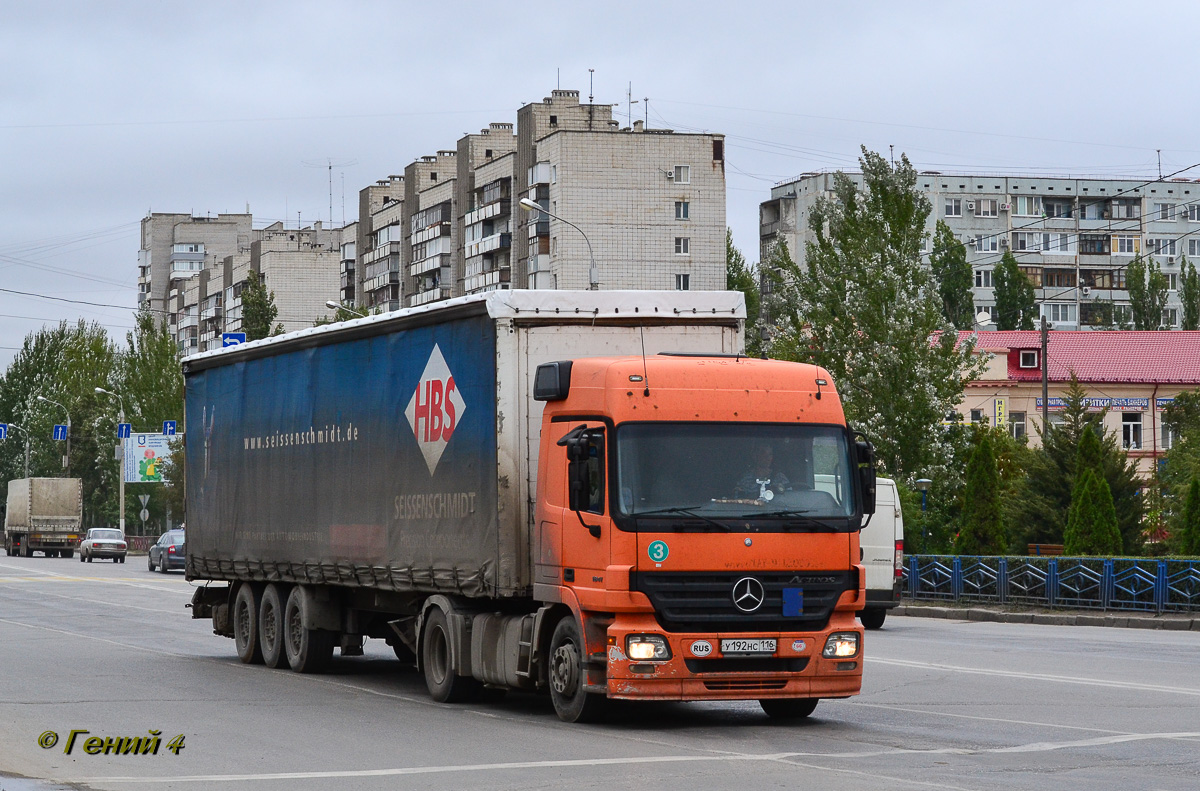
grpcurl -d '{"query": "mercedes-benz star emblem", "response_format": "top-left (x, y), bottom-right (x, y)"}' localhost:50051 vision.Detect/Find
top-left (731, 577), bottom-right (765, 613)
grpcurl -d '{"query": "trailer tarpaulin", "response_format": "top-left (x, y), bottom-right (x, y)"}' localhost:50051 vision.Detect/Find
top-left (185, 314), bottom-right (500, 596)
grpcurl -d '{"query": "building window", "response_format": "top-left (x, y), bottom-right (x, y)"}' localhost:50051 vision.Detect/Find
top-left (1013, 196), bottom-right (1042, 216)
top-left (945, 198), bottom-right (962, 217)
top-left (713, 140), bottom-right (724, 161)
top-left (551, 165), bottom-right (557, 184)
top-left (1012, 232), bottom-right (1038, 252)
top-left (1019, 266), bottom-right (1043, 287)
top-left (1110, 200), bottom-right (1141, 219)
top-left (1122, 413), bottom-right (1143, 450)
top-left (1080, 234), bottom-right (1110, 255)
top-left (1190, 239), bottom-right (1200, 257)
top-left (1044, 269), bottom-right (1075, 288)
top-left (675, 273), bottom-right (690, 290)
top-left (674, 237), bottom-right (690, 255)
top-left (674, 165), bottom-right (690, 184)
top-left (975, 305), bottom-right (995, 321)
top-left (1114, 235), bottom-right (1139, 255)
top-left (1147, 238), bottom-right (1176, 257)
top-left (1188, 204), bottom-right (1200, 222)
top-left (675, 201), bottom-right (689, 220)
top-left (1019, 350), bottom-right (1039, 368)
top-left (975, 198), bottom-right (999, 217)
top-left (1010, 411), bottom-right (1027, 439)
top-left (1042, 232), bottom-right (1076, 254)
top-left (975, 268), bottom-right (994, 288)
top-left (1154, 202), bottom-right (1176, 221)
top-left (549, 115), bottom-right (558, 127)
top-left (1163, 422), bottom-right (1175, 450)
top-left (1080, 201), bottom-right (1105, 220)
top-left (974, 234), bottom-right (998, 253)
top-left (970, 409), bottom-right (984, 424)
top-left (1044, 199), bottom-right (1073, 218)
top-left (1043, 303), bottom-right (1075, 325)
top-left (1163, 307), bottom-right (1179, 328)
top-left (1168, 273), bottom-right (1179, 291)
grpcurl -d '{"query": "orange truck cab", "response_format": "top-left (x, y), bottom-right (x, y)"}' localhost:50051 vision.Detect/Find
top-left (532, 352), bottom-right (876, 721)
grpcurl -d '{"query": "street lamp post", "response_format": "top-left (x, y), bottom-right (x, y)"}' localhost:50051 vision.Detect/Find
top-left (6, 422), bottom-right (31, 478)
top-left (518, 197), bottom-right (598, 290)
top-left (915, 478), bottom-right (933, 550)
top-left (325, 300), bottom-right (367, 318)
top-left (35, 395), bottom-right (70, 476)
top-left (95, 387), bottom-right (127, 535)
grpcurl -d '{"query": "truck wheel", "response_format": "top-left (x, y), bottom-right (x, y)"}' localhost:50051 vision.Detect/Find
top-left (22, 542), bottom-right (32, 558)
top-left (233, 584), bottom-right (264, 665)
top-left (421, 608), bottom-right (478, 702)
top-left (63, 550), bottom-right (73, 559)
top-left (547, 616), bottom-right (606, 723)
top-left (258, 584), bottom-right (289, 669)
top-left (759, 698), bottom-right (818, 720)
top-left (283, 586), bottom-right (334, 674)
top-left (859, 609), bottom-right (886, 630)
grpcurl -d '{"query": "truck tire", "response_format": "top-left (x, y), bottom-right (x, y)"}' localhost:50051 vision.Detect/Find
top-left (258, 584), bottom-right (289, 669)
top-left (759, 698), bottom-right (818, 720)
top-left (63, 550), bottom-right (73, 559)
top-left (283, 586), bottom-right (334, 674)
top-left (233, 584), bottom-right (264, 665)
top-left (859, 609), bottom-right (886, 630)
top-left (421, 608), bottom-right (478, 702)
top-left (22, 542), bottom-right (32, 558)
top-left (547, 616), bottom-right (606, 723)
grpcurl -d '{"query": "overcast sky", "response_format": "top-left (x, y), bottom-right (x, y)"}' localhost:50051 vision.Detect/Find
top-left (4, 0), bottom-right (1200, 368)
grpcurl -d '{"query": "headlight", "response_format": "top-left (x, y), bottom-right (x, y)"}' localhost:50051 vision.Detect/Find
top-left (822, 632), bottom-right (859, 658)
top-left (625, 634), bottom-right (672, 661)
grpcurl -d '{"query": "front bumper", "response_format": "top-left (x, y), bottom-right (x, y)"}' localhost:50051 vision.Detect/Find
top-left (604, 613), bottom-right (863, 701)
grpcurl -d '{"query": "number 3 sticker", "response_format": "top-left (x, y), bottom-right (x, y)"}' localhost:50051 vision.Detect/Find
top-left (647, 540), bottom-right (669, 563)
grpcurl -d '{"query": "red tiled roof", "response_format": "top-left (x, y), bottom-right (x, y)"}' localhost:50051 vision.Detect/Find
top-left (958, 330), bottom-right (1200, 384)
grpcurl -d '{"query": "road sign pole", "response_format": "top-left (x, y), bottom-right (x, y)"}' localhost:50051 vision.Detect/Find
top-left (118, 409), bottom-right (125, 535)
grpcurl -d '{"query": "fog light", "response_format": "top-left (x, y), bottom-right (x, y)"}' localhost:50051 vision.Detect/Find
top-left (625, 634), bottom-right (671, 661)
top-left (822, 632), bottom-right (859, 658)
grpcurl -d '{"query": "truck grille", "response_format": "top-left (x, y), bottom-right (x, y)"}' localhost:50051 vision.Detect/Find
top-left (630, 571), bottom-right (855, 633)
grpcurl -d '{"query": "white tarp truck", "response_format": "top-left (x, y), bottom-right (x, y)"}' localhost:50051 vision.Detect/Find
top-left (4, 477), bottom-right (84, 558)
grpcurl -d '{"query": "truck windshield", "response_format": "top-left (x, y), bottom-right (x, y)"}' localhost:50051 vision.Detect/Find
top-left (615, 423), bottom-right (856, 530)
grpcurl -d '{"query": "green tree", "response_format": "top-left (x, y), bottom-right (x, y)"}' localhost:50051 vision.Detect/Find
top-left (1011, 374), bottom-right (1144, 551)
top-left (725, 229), bottom-right (761, 351)
top-left (314, 302), bottom-right (383, 326)
top-left (1180, 256), bottom-right (1200, 331)
top-left (1180, 478), bottom-right (1200, 555)
top-left (1161, 390), bottom-right (1200, 541)
top-left (241, 270), bottom-right (283, 340)
top-left (1064, 467), bottom-right (1122, 556)
top-left (993, 251), bottom-right (1036, 330)
top-left (1126, 255), bottom-right (1169, 330)
top-left (770, 147), bottom-right (984, 481)
top-left (955, 432), bottom-right (1006, 554)
top-left (929, 220), bottom-right (975, 329)
top-left (753, 238), bottom-right (795, 358)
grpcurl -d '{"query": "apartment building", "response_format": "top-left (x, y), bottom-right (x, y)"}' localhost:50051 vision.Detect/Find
top-left (158, 218), bottom-right (341, 354)
top-left (138, 213), bottom-right (254, 317)
top-left (355, 176), bottom-right (404, 311)
top-left (404, 152), bottom-right (456, 306)
top-left (761, 173), bottom-right (1199, 329)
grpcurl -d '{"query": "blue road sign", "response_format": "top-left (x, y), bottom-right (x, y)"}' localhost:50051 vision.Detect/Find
top-left (163, 420), bottom-right (177, 436)
top-left (0, 423), bottom-right (7, 440)
top-left (118, 423), bottom-right (131, 439)
top-left (222, 332), bottom-right (247, 347)
top-left (53, 424), bottom-right (68, 441)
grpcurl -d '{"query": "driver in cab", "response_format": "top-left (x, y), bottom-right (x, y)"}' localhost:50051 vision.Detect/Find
top-left (733, 444), bottom-right (791, 502)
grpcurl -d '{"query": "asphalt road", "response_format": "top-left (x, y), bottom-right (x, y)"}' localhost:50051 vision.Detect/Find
top-left (0, 554), bottom-right (1197, 791)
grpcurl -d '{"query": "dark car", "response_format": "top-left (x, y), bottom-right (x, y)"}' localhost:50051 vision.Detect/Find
top-left (148, 529), bottom-right (186, 573)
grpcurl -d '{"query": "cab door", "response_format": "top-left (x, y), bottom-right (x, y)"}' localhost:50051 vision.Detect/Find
top-left (557, 421), bottom-right (611, 600)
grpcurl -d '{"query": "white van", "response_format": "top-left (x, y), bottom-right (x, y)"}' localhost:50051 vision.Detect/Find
top-left (858, 478), bottom-right (904, 629)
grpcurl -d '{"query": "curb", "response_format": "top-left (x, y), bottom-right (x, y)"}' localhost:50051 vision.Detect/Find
top-left (893, 604), bottom-right (1199, 631)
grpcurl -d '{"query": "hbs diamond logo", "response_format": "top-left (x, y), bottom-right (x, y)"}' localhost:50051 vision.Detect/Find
top-left (404, 344), bottom-right (466, 475)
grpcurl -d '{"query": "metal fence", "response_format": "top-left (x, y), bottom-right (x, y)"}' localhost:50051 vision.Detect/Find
top-left (907, 555), bottom-right (1200, 613)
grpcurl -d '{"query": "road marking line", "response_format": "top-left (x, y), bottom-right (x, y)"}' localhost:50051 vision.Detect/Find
top-left (872, 657), bottom-right (1200, 697)
top-left (0, 561), bottom-right (191, 594)
top-left (83, 731), bottom-right (1200, 784)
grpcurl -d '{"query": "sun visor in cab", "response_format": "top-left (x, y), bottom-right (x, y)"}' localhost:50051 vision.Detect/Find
top-left (533, 360), bottom-right (573, 401)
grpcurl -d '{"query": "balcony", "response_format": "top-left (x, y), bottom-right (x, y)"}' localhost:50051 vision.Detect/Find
top-left (529, 162), bottom-right (552, 185)
top-left (463, 199), bottom-right (510, 227)
top-left (340, 260), bottom-right (355, 275)
top-left (364, 241), bottom-right (402, 265)
top-left (760, 220), bottom-right (780, 238)
top-left (411, 222), bottom-right (450, 246)
top-left (364, 271), bottom-right (400, 292)
top-left (170, 261), bottom-right (203, 279)
top-left (169, 250), bottom-right (204, 264)
top-left (410, 287), bottom-right (451, 307)
top-left (410, 253), bottom-right (450, 277)
top-left (465, 232), bottom-right (511, 259)
top-left (528, 253), bottom-right (550, 273)
top-left (201, 305), bottom-right (223, 321)
top-left (177, 314), bottom-right (199, 330)
top-left (464, 268), bottom-right (509, 293)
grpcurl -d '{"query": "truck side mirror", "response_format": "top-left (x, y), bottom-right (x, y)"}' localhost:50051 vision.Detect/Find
top-left (558, 425), bottom-right (603, 535)
top-left (854, 435), bottom-right (877, 515)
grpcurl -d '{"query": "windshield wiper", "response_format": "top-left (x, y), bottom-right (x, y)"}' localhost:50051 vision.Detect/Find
top-left (631, 506), bottom-right (732, 531)
top-left (732, 508), bottom-right (842, 532)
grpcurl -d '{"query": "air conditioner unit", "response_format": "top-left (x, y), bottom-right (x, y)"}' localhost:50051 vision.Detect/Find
top-left (1000, 203), bottom-right (1011, 212)
top-left (966, 201), bottom-right (976, 211)
top-left (1000, 238), bottom-right (1009, 248)
top-left (1082, 286), bottom-right (1091, 297)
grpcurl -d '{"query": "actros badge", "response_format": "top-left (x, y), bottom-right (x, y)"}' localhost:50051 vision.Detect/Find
top-left (405, 344), bottom-right (466, 475)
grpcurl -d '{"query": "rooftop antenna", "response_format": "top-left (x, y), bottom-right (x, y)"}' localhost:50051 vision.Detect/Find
top-left (1157, 149), bottom-right (1163, 180)
top-left (627, 82), bottom-right (639, 128)
top-left (557, 67), bottom-right (560, 89)
top-left (644, 97), bottom-right (649, 128)
top-left (588, 68), bottom-right (594, 103)
top-left (304, 158), bottom-right (357, 226)
top-left (889, 144), bottom-right (894, 167)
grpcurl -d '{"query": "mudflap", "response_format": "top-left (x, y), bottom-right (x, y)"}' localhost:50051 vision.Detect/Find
top-left (189, 585), bottom-right (232, 636)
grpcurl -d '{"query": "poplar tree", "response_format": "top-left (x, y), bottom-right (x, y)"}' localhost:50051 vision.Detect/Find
top-left (241, 270), bottom-right (283, 340)
top-left (929, 220), bottom-right (975, 329)
top-left (1180, 257), bottom-right (1200, 331)
top-left (1181, 478), bottom-right (1200, 556)
top-left (1126, 256), bottom-right (1169, 330)
top-left (993, 251), bottom-right (1036, 330)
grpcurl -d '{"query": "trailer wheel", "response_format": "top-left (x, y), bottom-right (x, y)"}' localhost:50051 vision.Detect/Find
top-left (283, 586), bottom-right (334, 674)
top-left (421, 608), bottom-right (478, 702)
top-left (22, 542), bottom-right (32, 558)
top-left (258, 584), bottom-right (289, 669)
top-left (759, 698), bottom-right (818, 720)
top-left (859, 609), bottom-right (886, 630)
top-left (233, 584), bottom-right (264, 665)
top-left (547, 616), bottom-right (606, 723)
top-left (63, 550), bottom-right (73, 559)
